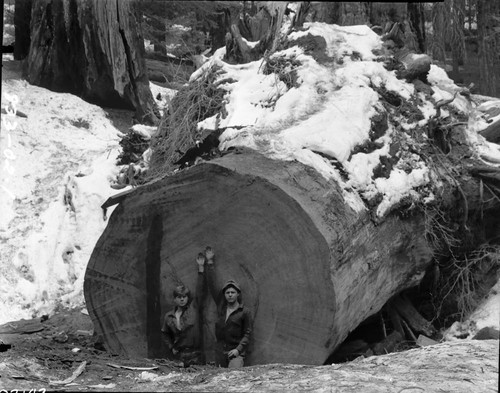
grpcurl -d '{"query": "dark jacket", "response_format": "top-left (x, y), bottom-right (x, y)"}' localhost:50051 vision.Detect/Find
top-left (161, 272), bottom-right (203, 352)
top-left (207, 264), bottom-right (252, 354)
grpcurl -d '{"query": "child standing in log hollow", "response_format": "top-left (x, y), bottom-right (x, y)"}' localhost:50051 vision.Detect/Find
top-left (204, 246), bottom-right (252, 368)
top-left (161, 254), bottom-right (206, 367)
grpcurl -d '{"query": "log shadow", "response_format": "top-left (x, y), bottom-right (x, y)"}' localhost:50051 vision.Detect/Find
top-left (146, 214), bottom-right (163, 359)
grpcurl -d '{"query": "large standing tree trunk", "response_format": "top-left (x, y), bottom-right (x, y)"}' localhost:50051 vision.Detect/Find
top-left (25, 0), bottom-right (158, 124)
top-left (337, 2), bottom-right (369, 26)
top-left (84, 149), bottom-right (433, 365)
top-left (477, 0), bottom-right (500, 96)
top-left (14, 0), bottom-right (33, 60)
top-left (407, 3), bottom-right (426, 53)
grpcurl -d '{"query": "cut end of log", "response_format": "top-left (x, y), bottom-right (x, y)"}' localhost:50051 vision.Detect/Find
top-left (85, 154), bottom-right (336, 364)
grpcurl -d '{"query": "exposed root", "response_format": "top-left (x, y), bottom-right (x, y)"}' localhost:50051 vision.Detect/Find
top-left (432, 244), bottom-right (500, 323)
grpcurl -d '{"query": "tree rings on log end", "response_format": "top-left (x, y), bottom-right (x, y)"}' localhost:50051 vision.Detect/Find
top-left (85, 155), bottom-right (336, 365)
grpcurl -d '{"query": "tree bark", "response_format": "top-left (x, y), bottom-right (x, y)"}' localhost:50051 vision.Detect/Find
top-left (84, 149), bottom-right (433, 365)
top-left (308, 2), bottom-right (341, 24)
top-left (25, 0), bottom-right (158, 124)
top-left (14, 0), bottom-right (32, 60)
top-left (407, 3), bottom-right (426, 53)
top-left (477, 0), bottom-right (500, 97)
top-left (225, 2), bottom-right (290, 64)
top-left (337, 2), bottom-right (369, 26)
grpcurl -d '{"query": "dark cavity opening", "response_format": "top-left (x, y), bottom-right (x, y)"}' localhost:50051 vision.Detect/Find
top-left (325, 312), bottom-right (387, 364)
top-left (324, 304), bottom-right (417, 365)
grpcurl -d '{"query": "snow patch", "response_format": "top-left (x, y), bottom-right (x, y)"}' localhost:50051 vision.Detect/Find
top-left (201, 23), bottom-right (444, 215)
top-left (444, 278), bottom-right (500, 340)
top-left (289, 23), bottom-right (382, 60)
top-left (0, 60), bottom-right (125, 323)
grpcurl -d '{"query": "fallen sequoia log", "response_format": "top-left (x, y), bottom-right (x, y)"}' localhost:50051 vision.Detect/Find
top-left (84, 148), bottom-right (433, 365)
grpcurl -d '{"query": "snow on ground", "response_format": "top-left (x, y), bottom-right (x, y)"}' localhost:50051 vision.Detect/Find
top-left (0, 56), bottom-right (141, 323)
top-left (150, 81), bottom-right (177, 114)
top-left (445, 278), bottom-right (500, 340)
top-left (0, 56), bottom-right (174, 323)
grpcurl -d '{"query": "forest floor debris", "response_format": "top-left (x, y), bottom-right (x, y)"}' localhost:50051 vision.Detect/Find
top-left (0, 310), bottom-right (497, 392)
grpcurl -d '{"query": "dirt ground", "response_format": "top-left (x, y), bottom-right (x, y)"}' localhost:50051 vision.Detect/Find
top-left (0, 310), bottom-right (498, 392)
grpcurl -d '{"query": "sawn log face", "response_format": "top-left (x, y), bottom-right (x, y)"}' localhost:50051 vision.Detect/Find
top-left (84, 149), bottom-right (432, 365)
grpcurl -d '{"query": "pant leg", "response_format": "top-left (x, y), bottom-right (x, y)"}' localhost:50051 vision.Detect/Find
top-left (228, 355), bottom-right (244, 368)
top-left (179, 349), bottom-right (203, 367)
top-left (214, 343), bottom-right (228, 368)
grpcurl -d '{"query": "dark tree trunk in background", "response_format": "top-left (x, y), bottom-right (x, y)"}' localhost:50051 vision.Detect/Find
top-left (151, 17), bottom-right (167, 55)
top-left (209, 7), bottom-right (231, 51)
top-left (14, 0), bottom-right (32, 60)
top-left (304, 2), bottom-right (370, 26)
top-left (337, 2), bottom-right (369, 26)
top-left (85, 150), bottom-right (433, 365)
top-left (225, 1), bottom-right (289, 63)
top-left (453, 0), bottom-right (466, 77)
top-left (407, 3), bottom-right (426, 53)
top-left (25, 0), bottom-right (158, 124)
top-left (477, 0), bottom-right (500, 97)
top-left (308, 2), bottom-right (341, 24)
top-left (225, 2), bottom-right (317, 64)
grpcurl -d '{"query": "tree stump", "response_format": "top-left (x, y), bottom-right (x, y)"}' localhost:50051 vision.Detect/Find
top-left (84, 149), bottom-right (433, 365)
top-left (25, 0), bottom-right (158, 123)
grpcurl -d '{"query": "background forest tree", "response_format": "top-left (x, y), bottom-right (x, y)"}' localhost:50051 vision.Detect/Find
top-left (130, 1), bottom-right (500, 97)
top-left (6, 1), bottom-right (499, 96)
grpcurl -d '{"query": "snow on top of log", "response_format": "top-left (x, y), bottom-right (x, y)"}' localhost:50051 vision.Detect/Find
top-left (475, 100), bottom-right (500, 133)
top-left (241, 37), bottom-right (260, 49)
top-left (194, 24), bottom-right (430, 215)
top-left (427, 65), bottom-right (473, 114)
top-left (194, 23), bottom-right (497, 217)
top-left (463, 99), bottom-right (500, 165)
top-left (278, 86), bottom-right (379, 162)
top-left (289, 23), bottom-right (382, 61)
